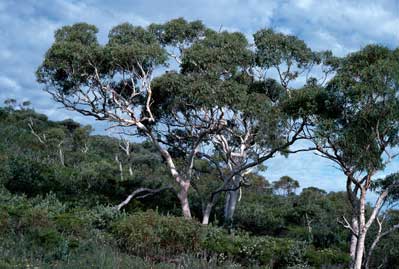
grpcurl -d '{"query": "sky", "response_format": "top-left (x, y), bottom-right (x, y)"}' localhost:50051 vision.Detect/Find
top-left (0, 0), bottom-right (399, 194)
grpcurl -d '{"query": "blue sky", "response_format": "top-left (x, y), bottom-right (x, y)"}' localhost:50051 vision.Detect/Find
top-left (1, 0), bottom-right (399, 193)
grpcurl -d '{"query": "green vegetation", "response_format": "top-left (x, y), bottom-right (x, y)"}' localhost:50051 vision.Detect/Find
top-left (1, 17), bottom-right (399, 268)
top-left (0, 106), bottom-right (355, 268)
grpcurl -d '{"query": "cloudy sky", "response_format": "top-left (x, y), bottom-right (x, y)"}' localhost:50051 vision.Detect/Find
top-left (1, 0), bottom-right (399, 193)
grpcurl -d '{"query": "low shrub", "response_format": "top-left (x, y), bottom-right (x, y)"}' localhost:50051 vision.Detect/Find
top-left (112, 210), bottom-right (310, 267)
top-left (0, 190), bottom-right (350, 268)
top-left (305, 247), bottom-right (349, 268)
top-left (203, 229), bottom-right (309, 267)
top-left (112, 210), bottom-right (204, 258)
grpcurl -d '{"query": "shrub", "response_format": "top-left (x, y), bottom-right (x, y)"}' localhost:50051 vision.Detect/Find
top-left (203, 230), bottom-right (308, 267)
top-left (234, 196), bottom-right (290, 236)
top-left (112, 210), bottom-right (204, 258)
top-left (305, 247), bottom-right (349, 268)
top-left (112, 210), bottom-right (310, 267)
top-left (89, 204), bottom-right (126, 229)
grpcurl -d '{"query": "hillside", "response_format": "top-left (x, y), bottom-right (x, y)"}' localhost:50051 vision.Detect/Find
top-left (0, 106), bottom-right (398, 268)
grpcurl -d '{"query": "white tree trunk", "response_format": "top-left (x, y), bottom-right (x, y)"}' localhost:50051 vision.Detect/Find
top-left (202, 202), bottom-right (214, 225)
top-left (58, 145), bottom-right (65, 166)
top-left (354, 230), bottom-right (366, 269)
top-left (350, 216), bottom-right (359, 267)
top-left (115, 155), bottom-right (124, 181)
top-left (178, 180), bottom-right (192, 219)
top-left (353, 188), bottom-right (367, 269)
top-left (224, 186), bottom-right (239, 224)
top-left (223, 171), bottom-right (242, 225)
top-left (138, 123), bottom-right (193, 219)
top-left (128, 166), bottom-right (133, 176)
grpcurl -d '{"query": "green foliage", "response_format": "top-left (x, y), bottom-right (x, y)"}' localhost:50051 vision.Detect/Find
top-left (316, 45), bottom-right (399, 172)
top-left (273, 176), bottom-right (300, 196)
top-left (106, 23), bottom-right (167, 71)
top-left (203, 229), bottom-right (309, 267)
top-left (305, 247), bottom-right (350, 267)
top-left (234, 194), bottom-right (290, 236)
top-left (37, 23), bottom-right (103, 94)
top-left (254, 28), bottom-right (316, 88)
top-left (0, 107), bottom-right (174, 208)
top-left (254, 29), bottom-right (314, 69)
top-left (181, 30), bottom-right (252, 76)
top-left (111, 210), bottom-right (349, 268)
top-left (112, 210), bottom-right (204, 257)
top-left (149, 17), bottom-right (206, 47)
top-left (7, 17), bottom-right (399, 268)
top-left (372, 173), bottom-right (399, 202)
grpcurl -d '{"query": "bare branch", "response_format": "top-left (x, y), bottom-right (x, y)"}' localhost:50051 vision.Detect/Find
top-left (115, 186), bottom-right (173, 211)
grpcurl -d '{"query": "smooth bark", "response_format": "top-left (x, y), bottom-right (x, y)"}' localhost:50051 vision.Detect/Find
top-left (349, 216), bottom-right (359, 267)
top-left (224, 184), bottom-right (240, 224)
top-left (202, 202), bottom-right (214, 225)
top-left (178, 180), bottom-right (192, 219)
top-left (139, 122), bottom-right (194, 219)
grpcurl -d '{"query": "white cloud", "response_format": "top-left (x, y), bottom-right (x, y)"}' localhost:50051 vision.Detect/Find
top-left (0, 49), bottom-right (12, 60)
top-left (277, 0), bottom-right (399, 54)
top-left (295, 0), bottom-right (314, 10)
top-left (0, 76), bottom-right (21, 92)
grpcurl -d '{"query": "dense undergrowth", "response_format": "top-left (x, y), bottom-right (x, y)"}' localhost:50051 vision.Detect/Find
top-left (0, 107), bottom-right (398, 268)
top-left (0, 190), bottom-right (349, 268)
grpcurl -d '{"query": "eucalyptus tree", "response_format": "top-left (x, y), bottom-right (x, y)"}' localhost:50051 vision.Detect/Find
top-left (36, 19), bottom-right (253, 219)
top-left (150, 26), bottom-right (254, 223)
top-left (199, 29), bottom-right (334, 225)
top-left (293, 45), bottom-right (399, 269)
top-left (272, 176), bottom-right (300, 196)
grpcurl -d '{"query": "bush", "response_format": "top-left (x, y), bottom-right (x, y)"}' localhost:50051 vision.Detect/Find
top-left (305, 247), bottom-right (349, 268)
top-left (203, 229), bottom-right (308, 267)
top-left (112, 210), bottom-right (204, 258)
top-left (112, 210), bottom-right (310, 268)
top-left (234, 196), bottom-right (291, 236)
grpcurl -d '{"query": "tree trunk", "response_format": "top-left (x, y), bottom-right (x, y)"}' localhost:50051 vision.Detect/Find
top-left (115, 155), bottom-right (124, 181)
top-left (202, 202), bottom-right (213, 225)
top-left (350, 216), bottom-right (359, 268)
top-left (178, 180), bottom-right (192, 219)
top-left (137, 123), bottom-right (193, 219)
top-left (354, 229), bottom-right (366, 269)
top-left (201, 188), bottom-right (223, 225)
top-left (353, 189), bottom-right (367, 269)
top-left (128, 166), bottom-right (133, 176)
top-left (224, 186), bottom-right (239, 225)
top-left (223, 171), bottom-right (242, 225)
top-left (305, 213), bottom-right (313, 242)
top-left (58, 143), bottom-right (65, 166)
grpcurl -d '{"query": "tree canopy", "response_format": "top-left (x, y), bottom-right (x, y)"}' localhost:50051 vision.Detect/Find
top-left (34, 18), bottom-right (399, 269)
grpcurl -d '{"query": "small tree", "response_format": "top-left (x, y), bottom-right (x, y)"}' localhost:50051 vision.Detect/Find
top-left (272, 176), bottom-right (300, 196)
